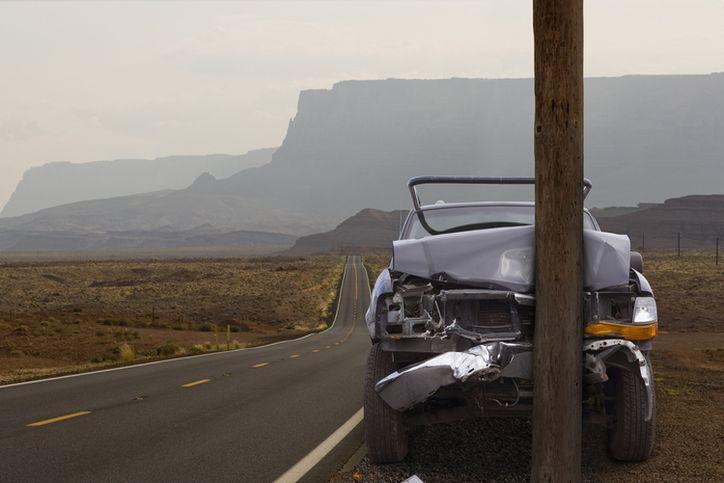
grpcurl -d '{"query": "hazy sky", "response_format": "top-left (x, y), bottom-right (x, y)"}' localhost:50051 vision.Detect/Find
top-left (1, 1), bottom-right (723, 207)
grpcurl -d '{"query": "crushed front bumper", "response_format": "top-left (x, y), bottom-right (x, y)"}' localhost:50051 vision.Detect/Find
top-left (375, 338), bottom-right (653, 420)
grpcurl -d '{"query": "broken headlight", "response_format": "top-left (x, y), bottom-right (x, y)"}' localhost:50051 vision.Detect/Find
top-left (632, 297), bottom-right (657, 324)
top-left (584, 295), bottom-right (658, 341)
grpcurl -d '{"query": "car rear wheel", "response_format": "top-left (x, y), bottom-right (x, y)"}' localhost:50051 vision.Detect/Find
top-left (607, 358), bottom-right (656, 461)
top-left (364, 343), bottom-right (408, 463)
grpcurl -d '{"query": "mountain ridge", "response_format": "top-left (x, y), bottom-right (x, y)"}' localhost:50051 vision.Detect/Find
top-left (1, 148), bottom-right (276, 218)
top-left (2, 74), bottom-right (724, 239)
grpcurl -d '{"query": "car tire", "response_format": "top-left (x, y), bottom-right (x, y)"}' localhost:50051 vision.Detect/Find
top-left (364, 343), bottom-right (408, 463)
top-left (608, 358), bottom-right (656, 461)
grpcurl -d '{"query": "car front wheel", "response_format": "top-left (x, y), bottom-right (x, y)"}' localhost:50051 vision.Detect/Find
top-left (607, 357), bottom-right (656, 461)
top-left (364, 343), bottom-right (408, 463)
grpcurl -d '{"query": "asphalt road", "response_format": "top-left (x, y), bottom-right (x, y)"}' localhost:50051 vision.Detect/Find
top-left (0, 256), bottom-right (372, 482)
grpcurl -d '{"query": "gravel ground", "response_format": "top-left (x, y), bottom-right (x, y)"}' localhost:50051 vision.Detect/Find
top-left (337, 337), bottom-right (723, 482)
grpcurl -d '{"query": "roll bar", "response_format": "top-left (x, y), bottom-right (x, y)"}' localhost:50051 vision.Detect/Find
top-left (407, 176), bottom-right (592, 212)
top-left (407, 176), bottom-right (592, 236)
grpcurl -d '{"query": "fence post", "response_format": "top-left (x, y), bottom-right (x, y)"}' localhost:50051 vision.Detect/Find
top-left (677, 232), bottom-right (681, 257)
top-left (642, 231), bottom-right (645, 253)
top-left (226, 324), bottom-right (231, 350)
top-left (717, 237), bottom-right (720, 266)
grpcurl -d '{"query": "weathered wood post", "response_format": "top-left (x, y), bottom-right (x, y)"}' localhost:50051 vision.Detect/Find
top-left (532, 1), bottom-right (584, 481)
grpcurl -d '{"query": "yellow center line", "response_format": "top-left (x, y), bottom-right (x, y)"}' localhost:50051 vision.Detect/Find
top-left (181, 378), bottom-right (210, 388)
top-left (312, 349), bottom-right (320, 353)
top-left (290, 354), bottom-right (300, 358)
top-left (251, 362), bottom-right (269, 368)
top-left (27, 411), bottom-right (91, 427)
top-left (338, 259), bottom-right (360, 344)
top-left (354, 261), bottom-right (358, 299)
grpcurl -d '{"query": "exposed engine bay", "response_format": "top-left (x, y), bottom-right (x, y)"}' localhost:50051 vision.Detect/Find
top-left (365, 225), bottom-right (656, 422)
top-left (363, 176), bottom-right (658, 464)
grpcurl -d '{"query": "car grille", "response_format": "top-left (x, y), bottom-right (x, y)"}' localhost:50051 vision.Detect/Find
top-left (445, 298), bottom-right (534, 339)
top-left (474, 300), bottom-right (512, 330)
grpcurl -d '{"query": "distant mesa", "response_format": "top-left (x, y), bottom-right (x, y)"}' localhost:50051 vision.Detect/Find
top-left (597, 195), bottom-right (724, 249)
top-left (283, 208), bottom-right (406, 255)
top-left (2, 74), bottom-right (724, 249)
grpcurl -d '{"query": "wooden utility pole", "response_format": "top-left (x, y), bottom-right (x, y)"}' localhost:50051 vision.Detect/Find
top-left (532, 1), bottom-right (584, 482)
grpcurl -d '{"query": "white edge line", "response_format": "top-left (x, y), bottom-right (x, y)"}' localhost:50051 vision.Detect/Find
top-left (0, 256), bottom-right (352, 390)
top-left (273, 407), bottom-right (364, 483)
top-left (272, 256), bottom-right (371, 482)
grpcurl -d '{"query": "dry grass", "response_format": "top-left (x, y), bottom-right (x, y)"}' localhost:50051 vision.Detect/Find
top-left (0, 255), bottom-right (344, 383)
top-left (642, 250), bottom-right (723, 332)
top-left (363, 252), bottom-right (391, 290)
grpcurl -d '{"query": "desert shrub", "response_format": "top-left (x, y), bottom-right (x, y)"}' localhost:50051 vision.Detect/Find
top-left (204, 341), bottom-right (212, 350)
top-left (10, 349), bottom-right (24, 357)
top-left (231, 340), bottom-right (242, 349)
top-left (199, 322), bottom-right (218, 332)
top-left (13, 325), bottom-right (30, 335)
top-left (118, 343), bottom-right (135, 362)
top-left (91, 350), bottom-right (117, 363)
top-left (154, 342), bottom-right (180, 357)
top-left (98, 318), bottom-right (128, 326)
top-left (188, 344), bottom-right (205, 355)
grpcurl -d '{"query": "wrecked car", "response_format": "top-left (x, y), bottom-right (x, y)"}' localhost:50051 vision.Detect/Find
top-left (364, 176), bottom-right (657, 463)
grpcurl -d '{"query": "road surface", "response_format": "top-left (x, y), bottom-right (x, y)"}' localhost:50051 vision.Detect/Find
top-left (0, 256), bottom-right (372, 482)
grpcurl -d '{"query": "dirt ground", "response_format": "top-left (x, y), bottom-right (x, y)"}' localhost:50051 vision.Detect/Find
top-left (347, 252), bottom-right (723, 481)
top-left (0, 255), bottom-right (344, 383)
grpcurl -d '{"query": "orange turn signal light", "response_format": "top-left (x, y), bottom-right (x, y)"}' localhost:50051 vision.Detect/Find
top-left (585, 321), bottom-right (658, 341)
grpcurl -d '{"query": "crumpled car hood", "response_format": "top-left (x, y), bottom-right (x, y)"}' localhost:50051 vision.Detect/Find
top-left (392, 226), bottom-right (630, 293)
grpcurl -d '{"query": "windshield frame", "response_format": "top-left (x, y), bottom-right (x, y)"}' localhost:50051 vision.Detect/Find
top-left (399, 203), bottom-right (600, 239)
